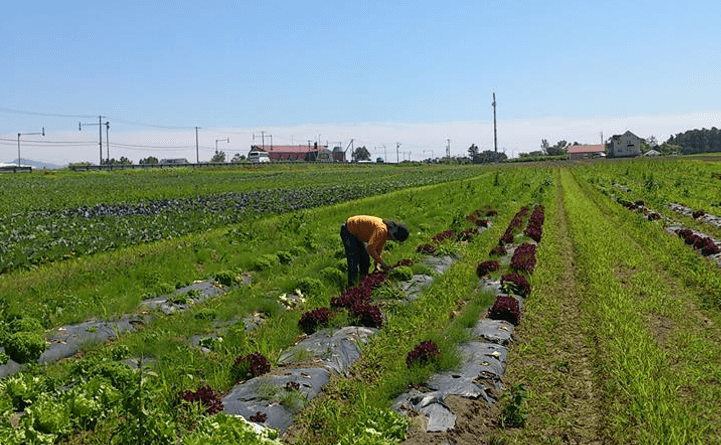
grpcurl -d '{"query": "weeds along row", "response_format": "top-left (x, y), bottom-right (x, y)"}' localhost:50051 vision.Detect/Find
top-left (574, 158), bottom-right (721, 240)
top-left (0, 164), bottom-right (483, 274)
top-left (560, 168), bottom-right (721, 443)
top-left (569, 165), bottom-right (721, 310)
top-left (0, 167), bottom-right (554, 444)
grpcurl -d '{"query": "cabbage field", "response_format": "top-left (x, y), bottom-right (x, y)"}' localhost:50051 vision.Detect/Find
top-left (1, 159), bottom-right (721, 445)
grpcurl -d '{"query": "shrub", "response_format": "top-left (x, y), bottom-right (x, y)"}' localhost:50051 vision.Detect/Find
top-left (406, 340), bottom-right (440, 368)
top-left (389, 266), bottom-right (413, 282)
top-left (177, 384), bottom-right (224, 415)
top-left (488, 296), bottom-right (521, 325)
top-left (289, 246), bottom-right (307, 257)
top-left (0, 351), bottom-right (8, 365)
top-left (320, 267), bottom-right (346, 288)
top-left (349, 302), bottom-right (383, 328)
top-left (252, 254), bottom-right (279, 271)
top-left (501, 383), bottom-right (529, 428)
top-left (4, 331), bottom-right (47, 363)
top-left (277, 250), bottom-right (293, 265)
top-left (296, 277), bottom-right (324, 298)
top-left (501, 273), bottom-right (531, 298)
top-left (477, 260), bottom-right (500, 277)
top-left (298, 307), bottom-right (333, 334)
top-left (510, 243), bottom-right (537, 273)
top-left (231, 352), bottom-right (271, 381)
top-left (336, 258), bottom-right (348, 271)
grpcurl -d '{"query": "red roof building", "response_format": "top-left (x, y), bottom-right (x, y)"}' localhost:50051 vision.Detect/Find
top-left (568, 144), bottom-right (605, 160)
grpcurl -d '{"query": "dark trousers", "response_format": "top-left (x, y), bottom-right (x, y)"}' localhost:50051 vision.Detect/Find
top-left (340, 223), bottom-right (370, 287)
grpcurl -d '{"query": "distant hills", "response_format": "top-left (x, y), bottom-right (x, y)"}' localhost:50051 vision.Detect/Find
top-left (4, 159), bottom-right (63, 169)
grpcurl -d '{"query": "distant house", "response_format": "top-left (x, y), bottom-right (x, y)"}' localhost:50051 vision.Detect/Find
top-left (607, 131), bottom-right (642, 158)
top-left (568, 144), bottom-right (605, 160)
top-left (249, 144), bottom-right (331, 162)
top-left (643, 149), bottom-right (661, 156)
top-left (160, 158), bottom-right (189, 165)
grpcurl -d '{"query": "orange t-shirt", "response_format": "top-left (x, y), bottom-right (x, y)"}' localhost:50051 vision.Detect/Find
top-left (346, 215), bottom-right (388, 265)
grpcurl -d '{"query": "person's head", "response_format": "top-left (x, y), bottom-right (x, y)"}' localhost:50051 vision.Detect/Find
top-left (385, 220), bottom-right (409, 242)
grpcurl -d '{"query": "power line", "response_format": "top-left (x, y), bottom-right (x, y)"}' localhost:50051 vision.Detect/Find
top-left (0, 107), bottom-right (96, 119)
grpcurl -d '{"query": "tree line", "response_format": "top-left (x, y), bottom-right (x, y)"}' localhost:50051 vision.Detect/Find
top-left (666, 127), bottom-right (721, 154)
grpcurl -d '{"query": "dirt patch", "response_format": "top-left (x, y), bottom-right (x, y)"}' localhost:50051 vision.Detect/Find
top-left (401, 395), bottom-right (503, 445)
top-left (647, 313), bottom-right (674, 347)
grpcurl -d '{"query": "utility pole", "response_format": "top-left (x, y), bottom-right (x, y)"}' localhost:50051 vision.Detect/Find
top-left (17, 128), bottom-right (45, 167)
top-left (195, 127), bottom-right (201, 163)
top-left (396, 142), bottom-right (401, 164)
top-left (492, 93), bottom-right (498, 155)
top-left (105, 122), bottom-right (110, 162)
top-left (79, 116), bottom-right (108, 165)
top-left (215, 137), bottom-right (230, 154)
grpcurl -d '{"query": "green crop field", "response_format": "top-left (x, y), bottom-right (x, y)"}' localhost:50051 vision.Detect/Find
top-left (1, 160), bottom-right (720, 445)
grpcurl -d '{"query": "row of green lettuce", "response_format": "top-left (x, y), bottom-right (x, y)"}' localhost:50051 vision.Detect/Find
top-left (0, 164), bottom-right (485, 274)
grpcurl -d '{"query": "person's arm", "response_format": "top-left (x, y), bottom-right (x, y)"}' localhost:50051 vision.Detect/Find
top-left (367, 231), bottom-right (388, 270)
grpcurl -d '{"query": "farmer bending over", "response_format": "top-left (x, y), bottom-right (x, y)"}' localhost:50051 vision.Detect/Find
top-left (340, 215), bottom-right (409, 287)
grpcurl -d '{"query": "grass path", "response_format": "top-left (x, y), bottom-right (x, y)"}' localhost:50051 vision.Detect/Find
top-left (502, 169), bottom-right (604, 444)
top-left (560, 168), bottom-right (721, 444)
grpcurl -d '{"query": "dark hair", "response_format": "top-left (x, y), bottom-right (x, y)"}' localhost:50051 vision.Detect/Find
top-left (385, 220), bottom-right (409, 242)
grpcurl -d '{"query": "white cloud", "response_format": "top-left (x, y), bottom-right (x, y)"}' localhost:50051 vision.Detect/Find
top-left (5, 112), bottom-right (720, 165)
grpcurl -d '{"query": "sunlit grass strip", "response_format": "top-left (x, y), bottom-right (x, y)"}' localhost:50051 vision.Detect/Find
top-left (561, 168), bottom-right (718, 444)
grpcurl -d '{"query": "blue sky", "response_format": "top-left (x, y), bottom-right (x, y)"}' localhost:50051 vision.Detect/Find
top-left (2, 0), bottom-right (720, 164)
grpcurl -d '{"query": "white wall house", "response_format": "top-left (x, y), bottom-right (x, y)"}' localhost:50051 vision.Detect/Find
top-left (607, 131), bottom-right (642, 158)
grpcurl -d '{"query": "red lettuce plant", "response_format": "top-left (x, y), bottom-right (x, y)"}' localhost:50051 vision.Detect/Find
top-left (693, 209), bottom-right (706, 219)
top-left (510, 243), bottom-right (537, 273)
top-left (392, 259), bottom-right (414, 268)
top-left (298, 307), bottom-right (333, 334)
top-left (176, 384), bottom-right (224, 415)
top-left (477, 260), bottom-right (500, 277)
top-left (490, 245), bottom-right (507, 256)
top-left (250, 411), bottom-right (268, 423)
top-left (488, 296), bottom-right (521, 326)
top-left (349, 301), bottom-right (383, 328)
top-left (676, 228), bottom-right (693, 239)
top-left (524, 225), bottom-right (542, 243)
top-left (417, 243), bottom-right (436, 254)
top-left (458, 228), bottom-right (478, 242)
top-left (406, 340), bottom-right (440, 368)
top-left (700, 238), bottom-right (721, 256)
top-left (647, 212), bottom-right (661, 221)
top-left (432, 230), bottom-right (456, 243)
top-left (501, 273), bottom-right (531, 298)
top-left (232, 352), bottom-right (271, 381)
top-left (486, 209), bottom-right (498, 217)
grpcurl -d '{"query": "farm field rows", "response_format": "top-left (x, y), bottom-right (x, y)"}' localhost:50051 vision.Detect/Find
top-left (1, 160), bottom-right (721, 444)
